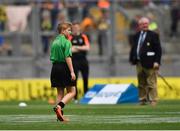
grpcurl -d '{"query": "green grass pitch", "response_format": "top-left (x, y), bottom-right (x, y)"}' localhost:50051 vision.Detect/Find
top-left (0, 100), bottom-right (180, 130)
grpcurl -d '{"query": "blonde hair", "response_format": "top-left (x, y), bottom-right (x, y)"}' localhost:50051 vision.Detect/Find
top-left (57, 22), bottom-right (72, 34)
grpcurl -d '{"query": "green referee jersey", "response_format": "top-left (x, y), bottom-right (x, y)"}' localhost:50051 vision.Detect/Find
top-left (50, 35), bottom-right (72, 63)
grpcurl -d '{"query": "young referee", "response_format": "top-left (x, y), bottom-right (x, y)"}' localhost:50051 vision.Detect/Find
top-left (50, 22), bottom-right (76, 122)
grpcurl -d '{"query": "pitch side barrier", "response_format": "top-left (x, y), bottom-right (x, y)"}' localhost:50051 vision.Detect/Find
top-left (0, 77), bottom-right (179, 101)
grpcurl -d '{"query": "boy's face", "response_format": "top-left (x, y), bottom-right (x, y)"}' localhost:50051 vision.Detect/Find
top-left (63, 27), bottom-right (72, 37)
top-left (72, 24), bottom-right (81, 35)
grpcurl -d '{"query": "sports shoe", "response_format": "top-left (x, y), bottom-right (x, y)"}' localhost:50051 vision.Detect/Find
top-left (53, 106), bottom-right (68, 122)
top-left (53, 107), bottom-right (63, 115)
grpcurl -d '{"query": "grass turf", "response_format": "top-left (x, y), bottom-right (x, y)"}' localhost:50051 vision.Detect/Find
top-left (0, 100), bottom-right (180, 130)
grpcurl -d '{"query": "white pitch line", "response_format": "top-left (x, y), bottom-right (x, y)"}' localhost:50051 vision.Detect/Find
top-left (0, 114), bottom-right (180, 124)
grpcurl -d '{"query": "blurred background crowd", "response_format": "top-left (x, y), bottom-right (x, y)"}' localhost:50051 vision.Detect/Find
top-left (0, 0), bottom-right (179, 78)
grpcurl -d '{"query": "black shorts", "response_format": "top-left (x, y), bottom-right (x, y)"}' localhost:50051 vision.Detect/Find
top-left (50, 62), bottom-right (76, 88)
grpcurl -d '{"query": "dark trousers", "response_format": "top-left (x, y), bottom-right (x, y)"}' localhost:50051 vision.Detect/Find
top-left (73, 58), bottom-right (89, 99)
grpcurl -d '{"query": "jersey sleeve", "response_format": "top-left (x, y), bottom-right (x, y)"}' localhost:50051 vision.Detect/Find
top-left (64, 40), bottom-right (72, 57)
top-left (82, 34), bottom-right (90, 47)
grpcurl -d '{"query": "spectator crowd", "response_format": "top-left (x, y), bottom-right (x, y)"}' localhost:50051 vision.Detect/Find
top-left (0, 0), bottom-right (179, 56)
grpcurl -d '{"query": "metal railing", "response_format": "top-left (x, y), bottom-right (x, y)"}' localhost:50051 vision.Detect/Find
top-left (0, 0), bottom-right (179, 78)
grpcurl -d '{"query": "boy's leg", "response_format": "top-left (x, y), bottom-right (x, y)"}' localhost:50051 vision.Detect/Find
top-left (56, 88), bottom-right (64, 104)
top-left (62, 86), bottom-right (76, 104)
top-left (54, 87), bottom-right (66, 121)
top-left (54, 86), bottom-right (76, 121)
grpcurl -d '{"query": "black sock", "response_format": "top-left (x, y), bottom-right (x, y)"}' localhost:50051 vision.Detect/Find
top-left (58, 101), bottom-right (65, 109)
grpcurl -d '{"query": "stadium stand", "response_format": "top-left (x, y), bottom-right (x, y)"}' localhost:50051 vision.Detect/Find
top-left (0, 0), bottom-right (179, 78)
